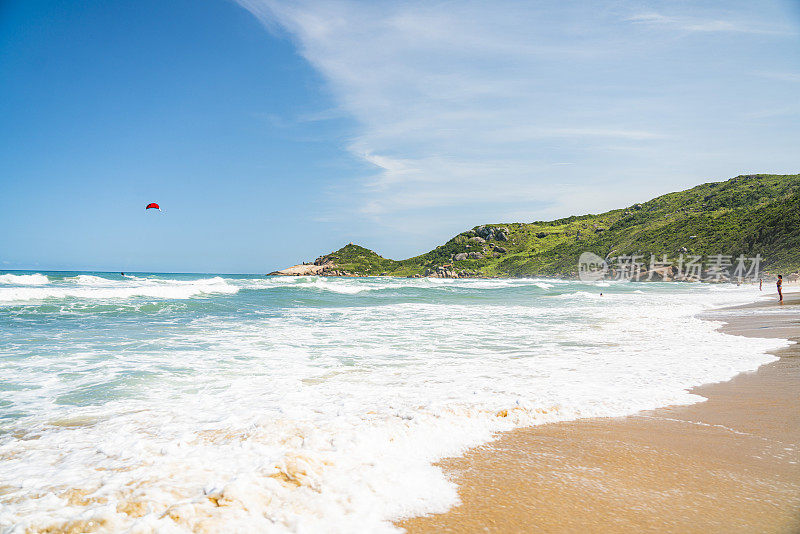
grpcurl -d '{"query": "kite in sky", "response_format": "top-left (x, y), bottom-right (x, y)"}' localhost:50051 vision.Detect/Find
top-left (145, 203), bottom-right (161, 211)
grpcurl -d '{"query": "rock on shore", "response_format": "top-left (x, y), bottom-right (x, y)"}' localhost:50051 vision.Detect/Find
top-left (269, 264), bottom-right (327, 276)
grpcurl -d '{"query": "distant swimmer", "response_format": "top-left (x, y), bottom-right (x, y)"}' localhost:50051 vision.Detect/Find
top-left (121, 272), bottom-right (125, 277)
top-left (777, 275), bottom-right (783, 303)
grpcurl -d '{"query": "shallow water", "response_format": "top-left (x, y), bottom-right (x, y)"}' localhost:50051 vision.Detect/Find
top-left (0, 272), bottom-right (789, 532)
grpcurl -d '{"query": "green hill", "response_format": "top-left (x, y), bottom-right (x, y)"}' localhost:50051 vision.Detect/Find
top-left (309, 174), bottom-right (800, 279)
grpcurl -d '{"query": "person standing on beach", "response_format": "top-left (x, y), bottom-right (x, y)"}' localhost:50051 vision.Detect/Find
top-left (759, 278), bottom-right (763, 291)
top-left (777, 275), bottom-right (783, 303)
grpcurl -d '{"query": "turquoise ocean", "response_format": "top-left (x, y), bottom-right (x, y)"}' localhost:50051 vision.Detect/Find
top-left (0, 271), bottom-right (789, 532)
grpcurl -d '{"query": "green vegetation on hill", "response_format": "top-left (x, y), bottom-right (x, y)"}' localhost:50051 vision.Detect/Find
top-left (312, 174), bottom-right (800, 278)
top-left (315, 244), bottom-right (401, 274)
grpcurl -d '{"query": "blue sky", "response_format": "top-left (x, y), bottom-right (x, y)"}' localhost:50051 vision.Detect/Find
top-left (1, 0), bottom-right (798, 273)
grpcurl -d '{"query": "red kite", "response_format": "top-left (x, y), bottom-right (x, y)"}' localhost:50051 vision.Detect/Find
top-left (145, 203), bottom-right (161, 211)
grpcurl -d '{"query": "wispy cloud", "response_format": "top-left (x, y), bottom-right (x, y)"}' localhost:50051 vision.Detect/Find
top-left (236, 1), bottom-right (670, 219)
top-left (235, 1), bottom-right (800, 254)
top-left (752, 70), bottom-right (800, 82)
top-left (627, 11), bottom-right (794, 35)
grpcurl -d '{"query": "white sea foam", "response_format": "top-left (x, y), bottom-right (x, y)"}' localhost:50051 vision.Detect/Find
top-left (0, 279), bottom-right (789, 533)
top-left (0, 275), bottom-right (238, 303)
top-left (236, 275), bottom-right (563, 294)
top-left (68, 274), bottom-right (117, 285)
top-left (0, 273), bottom-right (49, 285)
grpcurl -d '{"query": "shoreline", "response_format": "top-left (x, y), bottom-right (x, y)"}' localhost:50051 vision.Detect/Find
top-left (399, 291), bottom-right (800, 533)
top-left (267, 266), bottom-right (795, 281)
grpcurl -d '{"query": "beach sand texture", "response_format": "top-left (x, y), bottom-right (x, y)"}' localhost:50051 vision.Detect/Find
top-left (401, 291), bottom-right (800, 533)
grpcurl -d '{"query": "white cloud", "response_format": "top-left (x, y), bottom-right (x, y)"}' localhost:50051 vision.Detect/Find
top-left (752, 70), bottom-right (800, 82)
top-left (627, 11), bottom-right (793, 35)
top-left (237, 1), bottom-right (668, 217)
top-left (235, 1), bottom-right (800, 256)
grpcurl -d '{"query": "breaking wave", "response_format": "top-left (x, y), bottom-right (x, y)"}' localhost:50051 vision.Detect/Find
top-left (0, 274), bottom-right (238, 303)
top-left (0, 273), bottom-right (50, 285)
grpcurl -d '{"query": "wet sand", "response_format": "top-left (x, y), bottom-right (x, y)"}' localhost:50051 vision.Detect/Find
top-left (401, 291), bottom-right (800, 533)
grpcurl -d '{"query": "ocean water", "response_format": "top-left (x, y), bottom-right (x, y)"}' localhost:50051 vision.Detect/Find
top-left (0, 272), bottom-right (790, 533)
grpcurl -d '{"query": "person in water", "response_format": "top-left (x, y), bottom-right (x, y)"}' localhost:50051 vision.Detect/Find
top-left (777, 275), bottom-right (783, 303)
top-left (121, 272), bottom-right (125, 277)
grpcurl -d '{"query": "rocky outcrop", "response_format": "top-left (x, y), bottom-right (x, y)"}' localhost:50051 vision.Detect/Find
top-left (474, 225), bottom-right (510, 242)
top-left (270, 264), bottom-right (328, 276)
top-left (423, 264), bottom-right (481, 278)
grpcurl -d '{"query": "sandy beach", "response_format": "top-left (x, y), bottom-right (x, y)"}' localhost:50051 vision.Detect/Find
top-left (401, 289), bottom-right (800, 533)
